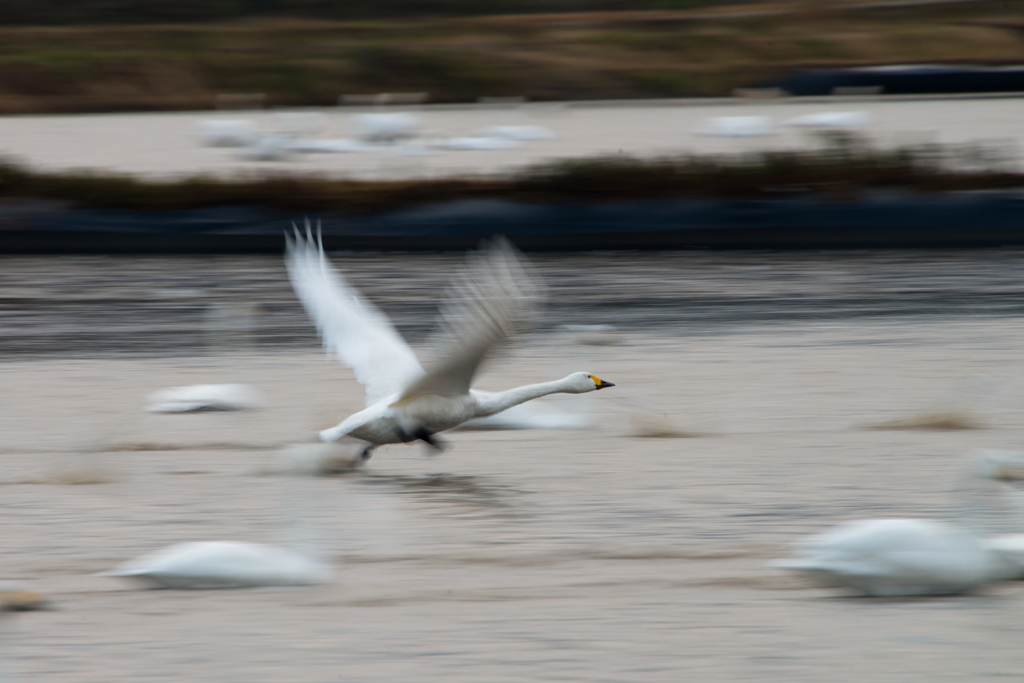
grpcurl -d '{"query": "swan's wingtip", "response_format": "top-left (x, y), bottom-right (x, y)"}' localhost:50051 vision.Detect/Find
top-left (318, 428), bottom-right (341, 443)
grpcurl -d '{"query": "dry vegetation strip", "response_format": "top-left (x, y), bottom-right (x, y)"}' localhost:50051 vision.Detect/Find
top-left (3, 139), bottom-right (1023, 213)
top-left (0, 1), bottom-right (1021, 113)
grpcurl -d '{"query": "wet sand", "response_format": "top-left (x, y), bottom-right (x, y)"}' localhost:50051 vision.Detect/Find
top-left (4, 252), bottom-right (1024, 680)
top-left (1, 95), bottom-right (1023, 179)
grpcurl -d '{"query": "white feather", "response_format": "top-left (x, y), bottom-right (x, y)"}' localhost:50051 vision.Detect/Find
top-left (398, 236), bottom-right (542, 402)
top-left (774, 450), bottom-right (1024, 596)
top-left (285, 221), bottom-right (425, 406)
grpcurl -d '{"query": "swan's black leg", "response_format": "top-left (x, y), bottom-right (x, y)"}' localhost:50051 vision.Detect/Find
top-left (360, 444), bottom-right (377, 462)
top-left (414, 427), bottom-right (447, 453)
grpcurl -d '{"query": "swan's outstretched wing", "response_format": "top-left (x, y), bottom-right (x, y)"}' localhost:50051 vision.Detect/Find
top-left (286, 225), bottom-right (424, 406)
top-left (397, 237), bottom-right (543, 401)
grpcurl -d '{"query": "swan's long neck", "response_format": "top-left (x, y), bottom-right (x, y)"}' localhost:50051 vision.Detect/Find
top-left (474, 378), bottom-right (577, 417)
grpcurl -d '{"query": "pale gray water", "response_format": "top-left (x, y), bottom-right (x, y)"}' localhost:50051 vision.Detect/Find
top-left (5, 249), bottom-right (1024, 356)
top-left (3, 251), bottom-right (1024, 681)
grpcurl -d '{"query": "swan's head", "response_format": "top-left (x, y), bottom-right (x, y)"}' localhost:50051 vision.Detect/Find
top-left (563, 372), bottom-right (615, 393)
top-left (969, 450), bottom-right (1024, 483)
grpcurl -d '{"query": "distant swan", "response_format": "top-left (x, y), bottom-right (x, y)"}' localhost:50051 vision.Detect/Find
top-left (285, 225), bottom-right (614, 462)
top-left (103, 450), bottom-right (331, 589)
top-left (101, 541), bottom-right (331, 589)
top-left (145, 384), bottom-right (264, 413)
top-left (775, 450), bottom-right (1024, 596)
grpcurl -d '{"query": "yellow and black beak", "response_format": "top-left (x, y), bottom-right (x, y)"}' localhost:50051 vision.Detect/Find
top-left (590, 375), bottom-right (615, 390)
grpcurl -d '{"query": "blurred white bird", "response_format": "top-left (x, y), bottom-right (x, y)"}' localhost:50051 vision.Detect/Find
top-left (477, 125), bottom-right (554, 141)
top-left (103, 448), bottom-right (331, 588)
top-left (438, 136), bottom-right (520, 151)
top-left (783, 111), bottom-right (872, 128)
top-left (101, 541), bottom-right (331, 589)
top-left (351, 113), bottom-right (420, 143)
top-left (693, 116), bottom-right (775, 137)
top-left (145, 384), bottom-right (264, 413)
top-left (196, 119), bottom-right (257, 147)
top-left (285, 223), bottom-right (614, 462)
top-left (774, 450), bottom-right (1024, 596)
top-left (238, 135), bottom-right (292, 161)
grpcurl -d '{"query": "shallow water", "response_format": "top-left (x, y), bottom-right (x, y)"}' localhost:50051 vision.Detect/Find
top-left (5, 249), bottom-right (1024, 356)
top-left (3, 251), bottom-right (1024, 681)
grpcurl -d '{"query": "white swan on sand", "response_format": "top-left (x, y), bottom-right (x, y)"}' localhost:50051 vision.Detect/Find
top-left (775, 450), bottom-right (1024, 596)
top-left (285, 225), bottom-right (614, 463)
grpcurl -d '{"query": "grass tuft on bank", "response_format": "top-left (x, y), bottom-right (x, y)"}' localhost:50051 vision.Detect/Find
top-left (3, 136), bottom-right (1023, 213)
top-left (0, 1), bottom-right (1022, 112)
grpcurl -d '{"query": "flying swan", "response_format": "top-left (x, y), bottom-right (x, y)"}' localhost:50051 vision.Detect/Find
top-left (774, 450), bottom-right (1024, 596)
top-left (285, 225), bottom-right (614, 462)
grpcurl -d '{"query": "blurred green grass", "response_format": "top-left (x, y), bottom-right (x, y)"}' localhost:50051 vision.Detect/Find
top-left (0, 1), bottom-right (1021, 112)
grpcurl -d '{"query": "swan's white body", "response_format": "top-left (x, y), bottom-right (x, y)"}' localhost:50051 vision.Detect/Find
top-left (285, 228), bottom-right (612, 456)
top-left (776, 451), bottom-right (1024, 596)
top-left (319, 379), bottom-right (601, 445)
top-left (105, 444), bottom-right (333, 589)
top-left (777, 519), bottom-right (1017, 596)
top-left (103, 541), bottom-right (331, 589)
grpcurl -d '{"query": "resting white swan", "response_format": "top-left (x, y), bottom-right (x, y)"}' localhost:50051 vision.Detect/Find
top-left (775, 450), bottom-right (1024, 596)
top-left (101, 541), bottom-right (331, 589)
top-left (145, 384), bottom-right (265, 413)
top-left (285, 225), bottom-right (614, 462)
top-left (103, 449), bottom-right (332, 588)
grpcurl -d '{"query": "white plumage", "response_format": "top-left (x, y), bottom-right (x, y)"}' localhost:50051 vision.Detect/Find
top-left (693, 116), bottom-right (775, 137)
top-left (104, 444), bottom-right (332, 589)
top-left (438, 136), bottom-right (521, 151)
top-left (285, 223), bottom-right (614, 461)
top-left (145, 384), bottom-right (265, 413)
top-left (102, 541), bottom-right (331, 589)
top-left (775, 450), bottom-right (1024, 596)
top-left (196, 119), bottom-right (257, 147)
top-left (776, 519), bottom-right (1013, 597)
top-left (783, 111), bottom-right (872, 128)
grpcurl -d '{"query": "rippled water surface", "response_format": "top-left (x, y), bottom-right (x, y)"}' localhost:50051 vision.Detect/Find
top-left (3, 251), bottom-right (1024, 681)
top-left (5, 249), bottom-right (1024, 355)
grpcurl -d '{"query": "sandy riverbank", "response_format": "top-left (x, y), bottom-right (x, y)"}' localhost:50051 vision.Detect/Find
top-left (1, 95), bottom-right (1022, 181)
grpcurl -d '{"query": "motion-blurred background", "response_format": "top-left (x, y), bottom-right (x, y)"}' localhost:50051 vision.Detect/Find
top-left (5, 2), bottom-right (1024, 682)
